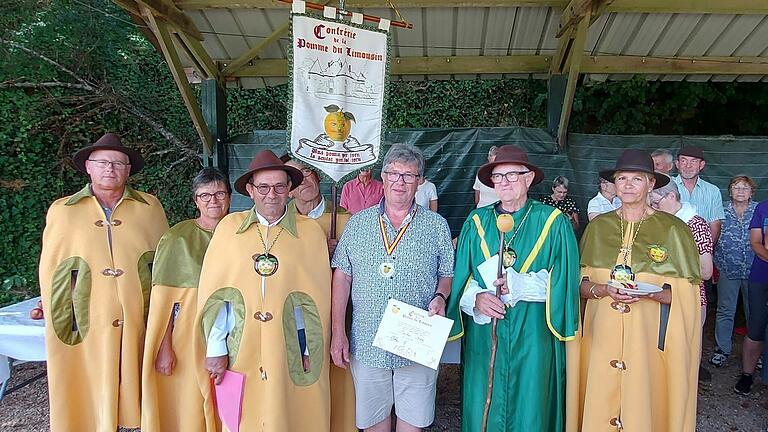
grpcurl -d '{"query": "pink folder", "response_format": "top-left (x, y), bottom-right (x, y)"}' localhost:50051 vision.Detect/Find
top-left (214, 370), bottom-right (245, 432)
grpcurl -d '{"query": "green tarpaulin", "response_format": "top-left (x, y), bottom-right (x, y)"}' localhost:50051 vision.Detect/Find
top-left (227, 128), bottom-right (768, 234)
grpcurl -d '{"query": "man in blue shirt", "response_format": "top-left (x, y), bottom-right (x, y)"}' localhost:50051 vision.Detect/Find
top-left (673, 146), bottom-right (725, 246)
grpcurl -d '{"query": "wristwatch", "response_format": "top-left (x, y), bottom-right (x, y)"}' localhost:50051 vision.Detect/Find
top-left (432, 292), bottom-right (447, 302)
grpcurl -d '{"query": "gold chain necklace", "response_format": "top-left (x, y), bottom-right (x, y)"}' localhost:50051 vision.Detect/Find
top-left (253, 225), bottom-right (285, 277)
top-left (618, 207), bottom-right (647, 266)
top-left (502, 205), bottom-right (533, 250)
top-left (499, 204), bottom-right (533, 268)
top-left (257, 225), bottom-right (284, 254)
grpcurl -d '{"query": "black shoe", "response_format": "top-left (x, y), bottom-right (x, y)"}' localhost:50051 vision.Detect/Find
top-left (698, 365), bottom-right (712, 382)
top-left (734, 373), bottom-right (754, 395)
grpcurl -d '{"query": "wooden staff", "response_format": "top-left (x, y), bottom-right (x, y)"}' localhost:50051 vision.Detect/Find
top-left (330, 184), bottom-right (338, 239)
top-left (481, 214), bottom-right (514, 432)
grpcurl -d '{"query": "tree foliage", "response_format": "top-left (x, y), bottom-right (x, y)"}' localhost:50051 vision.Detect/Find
top-left (1, 0), bottom-right (767, 305)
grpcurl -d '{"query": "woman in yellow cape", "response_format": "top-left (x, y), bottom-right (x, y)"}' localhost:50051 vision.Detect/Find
top-left (566, 149), bottom-right (702, 432)
top-left (141, 168), bottom-right (231, 432)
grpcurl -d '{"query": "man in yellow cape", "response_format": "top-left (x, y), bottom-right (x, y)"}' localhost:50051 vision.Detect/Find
top-left (284, 154), bottom-right (356, 432)
top-left (38, 133), bottom-right (168, 431)
top-left (194, 150), bottom-right (332, 431)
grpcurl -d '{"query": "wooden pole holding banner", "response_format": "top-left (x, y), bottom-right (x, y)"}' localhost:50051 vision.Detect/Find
top-left (330, 184), bottom-right (338, 239)
top-left (481, 214), bottom-right (515, 432)
top-left (277, 0), bottom-right (413, 29)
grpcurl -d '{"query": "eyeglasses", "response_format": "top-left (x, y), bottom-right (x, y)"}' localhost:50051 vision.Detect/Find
top-left (87, 159), bottom-right (130, 170)
top-left (249, 183), bottom-right (289, 195)
top-left (731, 186), bottom-right (752, 191)
top-left (490, 170), bottom-right (530, 184)
top-left (196, 191), bottom-right (228, 202)
top-left (650, 195), bottom-right (665, 208)
top-left (383, 171), bottom-right (420, 184)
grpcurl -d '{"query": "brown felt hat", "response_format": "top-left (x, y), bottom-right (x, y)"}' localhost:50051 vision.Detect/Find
top-left (72, 133), bottom-right (144, 175)
top-left (477, 145), bottom-right (544, 187)
top-left (599, 149), bottom-right (670, 189)
top-left (677, 146), bottom-right (705, 161)
top-left (234, 150), bottom-right (304, 196)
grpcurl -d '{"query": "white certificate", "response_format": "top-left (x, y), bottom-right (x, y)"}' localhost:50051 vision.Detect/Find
top-left (372, 299), bottom-right (454, 370)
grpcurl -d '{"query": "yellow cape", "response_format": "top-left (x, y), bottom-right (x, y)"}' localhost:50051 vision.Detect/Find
top-left (289, 199), bottom-right (356, 432)
top-left (141, 220), bottom-right (213, 432)
top-left (566, 212), bottom-right (702, 432)
top-left (194, 206), bottom-right (332, 432)
top-left (39, 185), bottom-right (168, 431)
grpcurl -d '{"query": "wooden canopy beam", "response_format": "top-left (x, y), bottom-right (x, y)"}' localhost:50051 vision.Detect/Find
top-left (176, 32), bottom-right (223, 82)
top-left (136, 0), bottom-right (203, 40)
top-left (220, 22), bottom-right (289, 76)
top-left (556, 8), bottom-right (589, 148)
top-left (172, 0), bottom-right (768, 14)
top-left (226, 54), bottom-right (768, 76)
top-left (142, 6), bottom-right (214, 155)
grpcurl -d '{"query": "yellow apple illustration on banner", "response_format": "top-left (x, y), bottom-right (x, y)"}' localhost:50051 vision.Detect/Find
top-left (324, 104), bottom-right (356, 142)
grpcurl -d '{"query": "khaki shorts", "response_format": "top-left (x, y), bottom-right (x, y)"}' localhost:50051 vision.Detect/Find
top-left (350, 357), bottom-right (438, 429)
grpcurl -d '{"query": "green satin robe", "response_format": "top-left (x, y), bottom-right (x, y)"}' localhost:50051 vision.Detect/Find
top-left (446, 200), bottom-right (581, 432)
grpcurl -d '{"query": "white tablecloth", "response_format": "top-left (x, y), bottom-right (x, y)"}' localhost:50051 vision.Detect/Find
top-left (0, 297), bottom-right (46, 382)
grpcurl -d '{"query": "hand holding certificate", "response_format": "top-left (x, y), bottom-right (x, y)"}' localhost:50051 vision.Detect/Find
top-left (372, 299), bottom-right (453, 370)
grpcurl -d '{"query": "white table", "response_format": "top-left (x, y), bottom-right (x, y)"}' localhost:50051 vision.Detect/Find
top-left (0, 297), bottom-right (46, 400)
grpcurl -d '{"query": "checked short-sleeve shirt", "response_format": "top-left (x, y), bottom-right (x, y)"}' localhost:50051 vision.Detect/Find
top-left (331, 201), bottom-right (455, 369)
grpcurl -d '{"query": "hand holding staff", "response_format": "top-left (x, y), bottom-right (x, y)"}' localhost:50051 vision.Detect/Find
top-left (480, 214), bottom-right (514, 432)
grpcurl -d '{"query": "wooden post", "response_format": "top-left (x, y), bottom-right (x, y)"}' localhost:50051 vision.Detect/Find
top-left (201, 79), bottom-right (227, 170)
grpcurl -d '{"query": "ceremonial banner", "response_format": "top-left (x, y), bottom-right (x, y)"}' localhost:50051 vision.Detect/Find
top-left (289, 8), bottom-right (390, 182)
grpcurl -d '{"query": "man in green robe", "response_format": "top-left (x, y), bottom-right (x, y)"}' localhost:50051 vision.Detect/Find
top-left (446, 146), bottom-right (580, 432)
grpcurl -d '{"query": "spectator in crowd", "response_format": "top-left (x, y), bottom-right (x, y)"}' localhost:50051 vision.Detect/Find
top-left (541, 175), bottom-right (580, 231)
top-left (415, 177), bottom-right (438, 211)
top-left (710, 176), bottom-right (758, 368)
top-left (650, 181), bottom-right (713, 322)
top-left (473, 145), bottom-right (499, 208)
top-left (673, 146), bottom-right (725, 246)
top-left (340, 168), bottom-right (384, 214)
top-left (196, 150), bottom-right (333, 431)
top-left (331, 144), bottom-right (454, 432)
top-left (39, 133), bottom-right (168, 431)
top-left (652, 148), bottom-right (675, 175)
top-left (448, 145), bottom-right (579, 431)
top-left (568, 149), bottom-right (702, 431)
top-left (734, 197), bottom-right (768, 395)
top-left (141, 167), bottom-right (230, 432)
top-left (587, 176), bottom-right (621, 220)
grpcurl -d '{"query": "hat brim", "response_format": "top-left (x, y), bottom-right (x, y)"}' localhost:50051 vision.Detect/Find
top-left (477, 160), bottom-right (544, 188)
top-left (234, 165), bottom-right (304, 196)
top-left (599, 168), bottom-right (670, 189)
top-left (73, 145), bottom-right (144, 176)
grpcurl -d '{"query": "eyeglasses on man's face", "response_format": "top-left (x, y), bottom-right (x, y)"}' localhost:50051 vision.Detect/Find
top-left (490, 170), bottom-right (530, 184)
top-left (87, 159), bottom-right (131, 170)
top-left (249, 182), bottom-right (289, 195)
top-left (383, 171), bottom-right (420, 184)
top-left (196, 191), bottom-right (228, 202)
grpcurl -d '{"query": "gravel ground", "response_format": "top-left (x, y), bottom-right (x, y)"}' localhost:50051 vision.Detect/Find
top-left (2, 317), bottom-right (767, 431)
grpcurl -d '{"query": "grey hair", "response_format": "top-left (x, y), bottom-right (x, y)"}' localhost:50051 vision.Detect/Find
top-left (651, 149), bottom-right (674, 164)
top-left (652, 179), bottom-right (680, 201)
top-left (382, 144), bottom-right (425, 176)
top-left (192, 167), bottom-right (231, 196)
top-left (552, 175), bottom-right (569, 189)
top-left (488, 146), bottom-right (499, 157)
